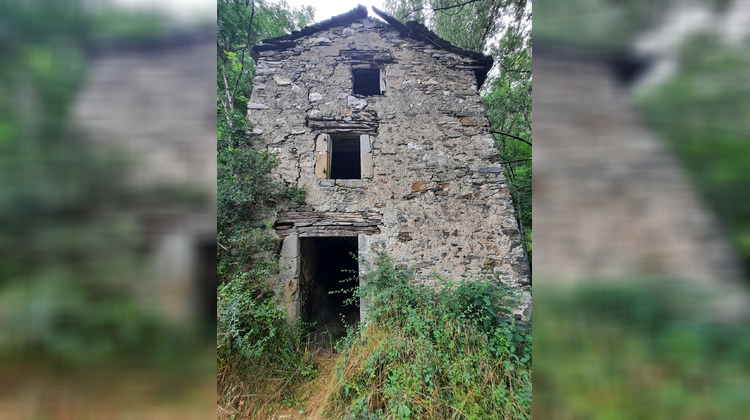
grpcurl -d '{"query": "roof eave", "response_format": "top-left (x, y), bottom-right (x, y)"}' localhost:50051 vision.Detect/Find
top-left (251, 4), bottom-right (368, 61)
top-left (372, 6), bottom-right (493, 88)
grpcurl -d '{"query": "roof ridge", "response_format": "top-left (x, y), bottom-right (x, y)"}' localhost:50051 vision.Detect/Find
top-left (251, 4), bottom-right (493, 87)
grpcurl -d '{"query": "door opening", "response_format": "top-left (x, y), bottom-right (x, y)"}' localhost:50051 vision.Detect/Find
top-left (299, 237), bottom-right (359, 340)
top-left (196, 241), bottom-right (217, 335)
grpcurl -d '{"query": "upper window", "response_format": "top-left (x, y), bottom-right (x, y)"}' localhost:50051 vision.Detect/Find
top-left (352, 68), bottom-right (383, 96)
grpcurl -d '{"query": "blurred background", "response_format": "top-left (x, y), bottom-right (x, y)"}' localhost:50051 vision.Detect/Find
top-left (0, 0), bottom-right (215, 418)
top-left (4, 0), bottom-right (750, 417)
top-left (534, 0), bottom-right (750, 417)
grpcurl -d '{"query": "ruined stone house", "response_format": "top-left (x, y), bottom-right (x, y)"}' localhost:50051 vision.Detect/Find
top-left (533, 45), bottom-right (749, 318)
top-left (73, 31), bottom-right (217, 328)
top-left (248, 6), bottom-right (531, 333)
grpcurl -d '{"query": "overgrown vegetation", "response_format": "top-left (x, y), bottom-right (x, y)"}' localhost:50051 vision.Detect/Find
top-left (639, 32), bottom-right (750, 277)
top-left (218, 251), bottom-right (532, 419)
top-left (483, 11), bottom-right (532, 265)
top-left (216, 1), bottom-right (533, 418)
top-left (216, 0), bottom-right (316, 416)
top-left (325, 253), bottom-right (531, 419)
top-left (534, 280), bottom-right (750, 418)
top-left (0, 0), bottom-right (193, 367)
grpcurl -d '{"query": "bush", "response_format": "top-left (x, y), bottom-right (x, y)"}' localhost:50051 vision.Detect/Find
top-left (326, 252), bottom-right (532, 419)
top-left (533, 279), bottom-right (750, 419)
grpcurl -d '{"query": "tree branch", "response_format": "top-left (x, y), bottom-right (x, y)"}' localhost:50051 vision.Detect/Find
top-left (499, 157), bottom-right (531, 164)
top-left (405, 0), bottom-right (484, 19)
top-left (491, 130), bottom-right (531, 147)
top-left (427, 0), bottom-right (484, 12)
top-left (230, 0), bottom-right (256, 102)
top-left (500, 62), bottom-right (531, 74)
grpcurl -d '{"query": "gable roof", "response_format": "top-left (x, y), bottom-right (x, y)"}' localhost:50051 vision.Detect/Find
top-left (251, 5), bottom-right (493, 88)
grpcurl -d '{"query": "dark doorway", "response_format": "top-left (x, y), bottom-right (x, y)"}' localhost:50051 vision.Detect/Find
top-left (196, 241), bottom-right (217, 336)
top-left (299, 237), bottom-right (359, 340)
top-left (330, 136), bottom-right (360, 179)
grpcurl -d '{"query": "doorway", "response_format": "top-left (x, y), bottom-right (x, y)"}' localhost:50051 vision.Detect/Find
top-left (299, 237), bottom-right (360, 340)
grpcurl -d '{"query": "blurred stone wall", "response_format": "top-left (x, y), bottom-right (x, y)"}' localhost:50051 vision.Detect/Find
top-left (533, 49), bottom-right (748, 317)
top-left (73, 31), bottom-right (217, 326)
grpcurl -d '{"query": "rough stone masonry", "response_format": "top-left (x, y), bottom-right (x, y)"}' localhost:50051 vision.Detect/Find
top-left (248, 6), bottom-right (531, 321)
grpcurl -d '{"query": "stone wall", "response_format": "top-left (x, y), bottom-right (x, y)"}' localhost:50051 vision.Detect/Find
top-left (533, 51), bottom-right (748, 318)
top-left (249, 16), bottom-right (530, 318)
top-left (72, 33), bottom-right (217, 327)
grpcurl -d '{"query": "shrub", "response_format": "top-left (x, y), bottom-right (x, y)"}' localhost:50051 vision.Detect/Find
top-left (326, 252), bottom-right (532, 419)
top-left (534, 279), bottom-right (750, 419)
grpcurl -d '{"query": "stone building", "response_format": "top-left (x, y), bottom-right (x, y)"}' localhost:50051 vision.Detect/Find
top-left (248, 6), bottom-right (530, 332)
top-left (73, 31), bottom-right (217, 328)
top-left (534, 46), bottom-right (749, 318)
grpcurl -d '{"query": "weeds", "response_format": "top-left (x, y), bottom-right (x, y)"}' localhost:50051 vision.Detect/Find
top-left (217, 249), bottom-right (532, 419)
top-left (325, 252), bottom-right (532, 419)
top-left (533, 279), bottom-right (750, 419)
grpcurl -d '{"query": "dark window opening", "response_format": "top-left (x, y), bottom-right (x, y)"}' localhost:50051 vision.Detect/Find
top-left (196, 242), bottom-right (217, 335)
top-left (299, 237), bottom-right (359, 341)
top-left (330, 136), bottom-right (360, 179)
top-left (352, 68), bottom-right (381, 96)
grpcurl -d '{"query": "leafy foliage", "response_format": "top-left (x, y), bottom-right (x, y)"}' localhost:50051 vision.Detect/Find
top-left (484, 9), bottom-right (532, 264)
top-left (534, 279), bottom-right (750, 418)
top-left (217, 0), bottom-right (313, 120)
top-left (384, 0), bottom-right (527, 54)
top-left (0, 1), bottom-right (181, 365)
top-left (216, 2), bottom-right (315, 414)
top-left (535, 0), bottom-right (677, 51)
top-left (325, 252), bottom-right (532, 419)
top-left (216, 0), bottom-right (309, 239)
top-left (639, 33), bottom-right (750, 275)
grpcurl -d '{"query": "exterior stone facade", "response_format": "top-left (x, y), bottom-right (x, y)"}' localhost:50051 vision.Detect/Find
top-left (534, 48), bottom-right (749, 318)
top-left (249, 7), bottom-right (530, 321)
top-left (73, 32), bottom-right (217, 327)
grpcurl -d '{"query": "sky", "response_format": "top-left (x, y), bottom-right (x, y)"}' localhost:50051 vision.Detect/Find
top-left (284, 0), bottom-right (385, 22)
top-left (110, 0), bottom-right (387, 24)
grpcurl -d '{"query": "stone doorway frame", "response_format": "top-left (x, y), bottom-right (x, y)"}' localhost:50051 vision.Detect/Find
top-left (279, 233), bottom-right (371, 325)
top-left (275, 210), bottom-right (381, 324)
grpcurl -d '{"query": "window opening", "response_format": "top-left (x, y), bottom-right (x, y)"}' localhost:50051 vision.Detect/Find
top-left (330, 135), bottom-right (360, 179)
top-left (352, 68), bottom-right (382, 96)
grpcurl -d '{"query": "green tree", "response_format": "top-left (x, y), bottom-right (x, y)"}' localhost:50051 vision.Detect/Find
top-left (0, 1), bottom-right (178, 364)
top-left (217, 0), bottom-right (312, 237)
top-left (640, 33), bottom-right (750, 275)
top-left (216, 0), bottom-right (311, 358)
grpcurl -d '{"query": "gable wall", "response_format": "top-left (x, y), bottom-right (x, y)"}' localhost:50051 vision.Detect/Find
top-left (249, 17), bottom-right (529, 316)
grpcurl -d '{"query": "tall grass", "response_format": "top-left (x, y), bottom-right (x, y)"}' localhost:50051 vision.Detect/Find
top-left (217, 238), bottom-right (321, 419)
top-left (217, 250), bottom-right (532, 419)
top-left (324, 252), bottom-right (532, 419)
